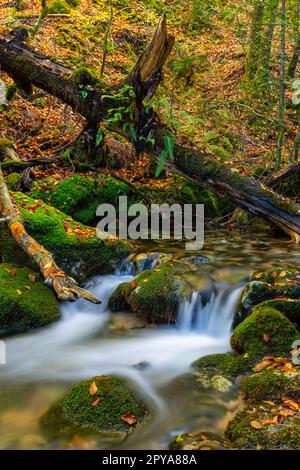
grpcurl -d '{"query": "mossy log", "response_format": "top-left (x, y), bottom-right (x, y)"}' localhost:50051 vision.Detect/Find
top-left (2, 19), bottom-right (300, 240)
top-left (0, 166), bottom-right (101, 303)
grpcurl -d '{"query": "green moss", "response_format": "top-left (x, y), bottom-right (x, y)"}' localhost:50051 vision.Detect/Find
top-left (30, 175), bottom-right (131, 226)
top-left (73, 66), bottom-right (98, 87)
top-left (109, 262), bottom-right (187, 323)
top-left (48, 0), bottom-right (71, 14)
top-left (193, 352), bottom-right (253, 377)
top-left (258, 298), bottom-right (300, 326)
top-left (41, 376), bottom-right (148, 437)
top-left (226, 403), bottom-right (300, 449)
top-left (108, 282), bottom-right (132, 311)
top-left (0, 264), bottom-right (60, 337)
top-left (0, 193), bottom-right (130, 281)
top-left (234, 267), bottom-right (300, 326)
top-left (241, 369), bottom-right (300, 403)
top-left (5, 172), bottom-right (21, 190)
top-left (231, 305), bottom-right (299, 360)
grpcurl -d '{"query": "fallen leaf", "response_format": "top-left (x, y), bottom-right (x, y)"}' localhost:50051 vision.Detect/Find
top-left (121, 414), bottom-right (137, 426)
top-left (28, 274), bottom-right (36, 282)
top-left (89, 380), bottom-right (98, 396)
top-left (16, 289), bottom-right (22, 295)
top-left (250, 420), bottom-right (262, 429)
top-left (279, 271), bottom-right (287, 278)
top-left (92, 397), bottom-right (101, 407)
top-left (200, 434), bottom-right (208, 440)
top-left (130, 280), bottom-right (137, 289)
top-left (263, 333), bottom-right (270, 343)
top-left (254, 273), bottom-right (263, 279)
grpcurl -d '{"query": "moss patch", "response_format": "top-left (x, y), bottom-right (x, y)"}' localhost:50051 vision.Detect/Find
top-left (193, 352), bottom-right (253, 377)
top-left (234, 267), bottom-right (300, 326)
top-left (230, 305), bottom-right (299, 360)
top-left (29, 174), bottom-right (131, 226)
top-left (41, 376), bottom-right (148, 437)
top-left (0, 264), bottom-right (60, 337)
top-left (0, 193), bottom-right (130, 281)
top-left (241, 369), bottom-right (300, 403)
top-left (226, 403), bottom-right (300, 449)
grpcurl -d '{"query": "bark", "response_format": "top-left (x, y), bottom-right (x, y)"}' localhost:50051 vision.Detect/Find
top-left (0, 166), bottom-right (101, 304)
top-left (246, 0), bottom-right (266, 79)
top-left (2, 17), bottom-right (300, 241)
top-left (265, 162), bottom-right (300, 188)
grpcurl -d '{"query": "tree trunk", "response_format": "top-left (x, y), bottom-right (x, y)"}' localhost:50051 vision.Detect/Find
top-left (246, 0), bottom-right (266, 79)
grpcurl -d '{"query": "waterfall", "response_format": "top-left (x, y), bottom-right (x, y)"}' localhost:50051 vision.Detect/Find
top-left (177, 285), bottom-right (243, 336)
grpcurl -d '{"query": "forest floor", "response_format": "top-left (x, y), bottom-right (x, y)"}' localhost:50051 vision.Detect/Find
top-left (0, 0), bottom-right (298, 187)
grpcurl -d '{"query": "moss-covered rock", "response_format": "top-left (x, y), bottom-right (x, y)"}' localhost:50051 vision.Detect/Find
top-left (108, 261), bottom-right (213, 323)
top-left (29, 174), bottom-right (131, 226)
top-left (241, 369), bottom-right (300, 403)
top-left (170, 431), bottom-right (231, 450)
top-left (0, 264), bottom-right (60, 337)
top-left (230, 305), bottom-right (299, 360)
top-left (0, 193), bottom-right (130, 281)
top-left (193, 352), bottom-right (253, 377)
top-left (41, 376), bottom-right (148, 438)
top-left (256, 298), bottom-right (300, 326)
top-left (234, 267), bottom-right (300, 326)
top-left (226, 402), bottom-right (300, 449)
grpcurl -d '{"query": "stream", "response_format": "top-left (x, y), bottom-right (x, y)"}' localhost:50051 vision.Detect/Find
top-left (0, 228), bottom-right (300, 450)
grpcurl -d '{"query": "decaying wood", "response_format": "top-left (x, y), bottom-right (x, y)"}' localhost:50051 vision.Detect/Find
top-left (0, 166), bottom-right (101, 304)
top-left (128, 14), bottom-right (175, 101)
top-left (2, 17), bottom-right (300, 241)
top-left (265, 163), bottom-right (300, 189)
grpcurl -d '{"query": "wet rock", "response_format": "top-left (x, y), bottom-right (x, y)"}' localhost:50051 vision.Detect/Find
top-left (194, 371), bottom-right (234, 393)
top-left (170, 431), bottom-right (231, 450)
top-left (133, 361), bottom-right (151, 370)
top-left (211, 375), bottom-right (234, 393)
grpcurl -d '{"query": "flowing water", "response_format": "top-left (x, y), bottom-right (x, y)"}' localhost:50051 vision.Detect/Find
top-left (0, 227), bottom-right (299, 449)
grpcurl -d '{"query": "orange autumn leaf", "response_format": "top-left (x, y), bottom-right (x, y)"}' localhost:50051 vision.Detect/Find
top-left (92, 397), bottom-right (101, 407)
top-left (121, 414), bottom-right (137, 426)
top-left (254, 273), bottom-right (263, 279)
top-left (89, 380), bottom-right (98, 396)
top-left (130, 280), bottom-right (137, 289)
top-left (250, 420), bottom-right (262, 429)
top-left (263, 333), bottom-right (270, 343)
top-left (279, 271), bottom-right (287, 278)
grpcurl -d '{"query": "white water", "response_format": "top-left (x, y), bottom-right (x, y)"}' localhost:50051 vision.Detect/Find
top-left (1, 272), bottom-right (243, 408)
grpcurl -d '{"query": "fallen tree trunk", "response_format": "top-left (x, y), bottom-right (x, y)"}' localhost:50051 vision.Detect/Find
top-left (0, 165), bottom-right (101, 303)
top-left (2, 19), bottom-right (300, 241)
